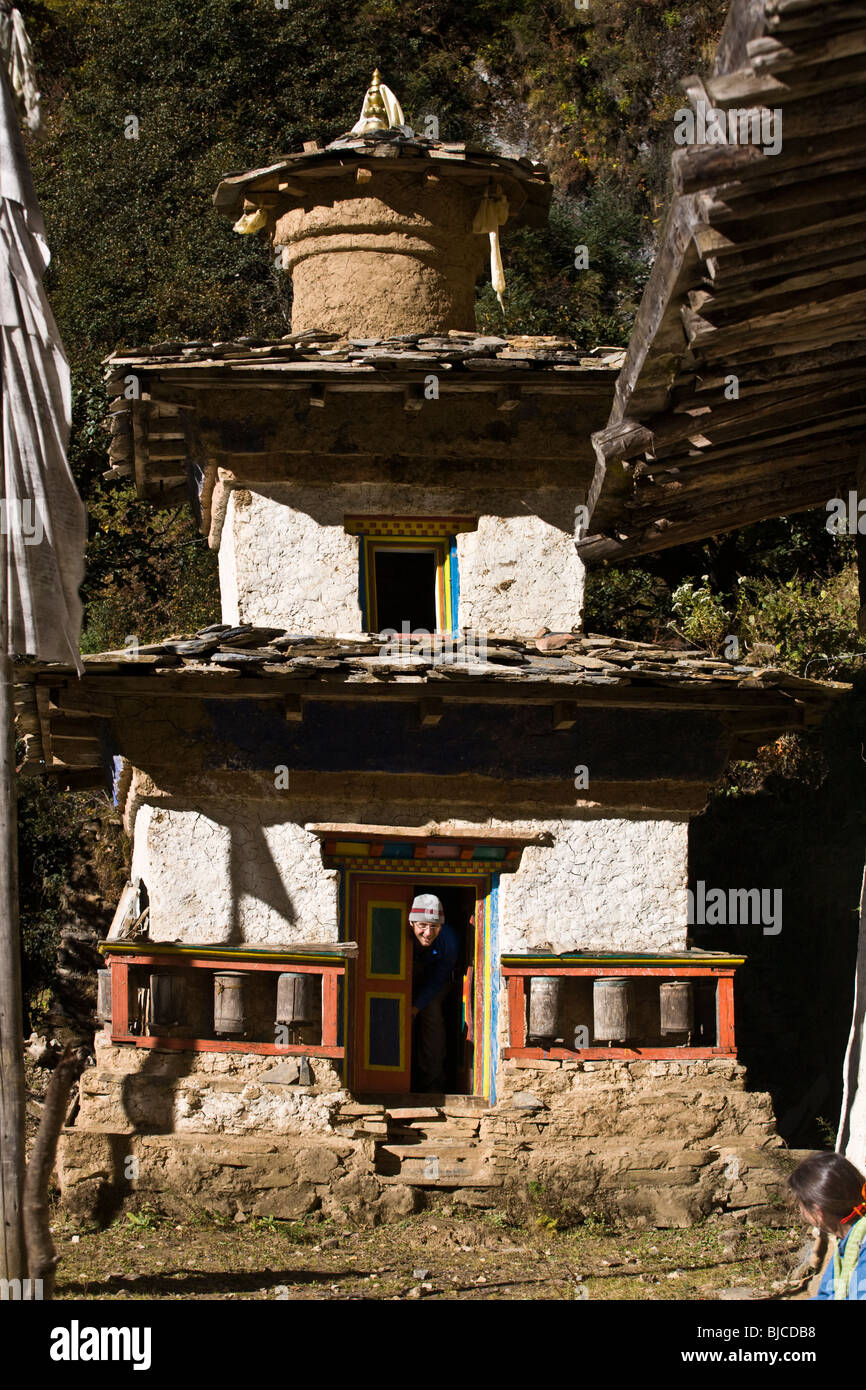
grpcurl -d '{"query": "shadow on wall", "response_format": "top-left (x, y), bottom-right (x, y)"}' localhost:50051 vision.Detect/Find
top-left (689, 678), bottom-right (866, 1150)
top-left (226, 816), bottom-right (299, 945)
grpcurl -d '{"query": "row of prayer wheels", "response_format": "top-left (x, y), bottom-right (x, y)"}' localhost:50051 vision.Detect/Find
top-left (528, 976), bottom-right (695, 1044)
top-left (98, 969), bottom-right (318, 1036)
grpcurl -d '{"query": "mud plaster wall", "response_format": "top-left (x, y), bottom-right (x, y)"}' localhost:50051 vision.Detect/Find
top-left (218, 486), bottom-right (584, 636)
top-left (131, 801), bottom-right (689, 952)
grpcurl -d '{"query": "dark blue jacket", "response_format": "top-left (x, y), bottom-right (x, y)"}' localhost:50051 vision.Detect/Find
top-left (412, 921), bottom-right (459, 1012)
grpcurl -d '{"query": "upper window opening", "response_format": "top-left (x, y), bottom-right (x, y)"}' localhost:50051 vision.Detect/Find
top-left (373, 547), bottom-right (438, 633)
top-left (344, 515), bottom-right (476, 636)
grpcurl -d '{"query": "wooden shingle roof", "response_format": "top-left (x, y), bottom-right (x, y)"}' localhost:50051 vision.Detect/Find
top-left (578, 0), bottom-right (866, 564)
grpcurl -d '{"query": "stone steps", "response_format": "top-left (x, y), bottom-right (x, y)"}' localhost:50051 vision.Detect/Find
top-left (388, 1119), bottom-right (481, 1142)
top-left (372, 1102), bottom-right (498, 1188)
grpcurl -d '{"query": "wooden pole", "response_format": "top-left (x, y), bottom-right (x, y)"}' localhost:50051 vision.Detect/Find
top-left (23, 1046), bottom-right (84, 1297)
top-left (838, 861), bottom-right (866, 1165)
top-left (0, 339), bottom-right (26, 1281)
top-left (856, 448), bottom-right (866, 637)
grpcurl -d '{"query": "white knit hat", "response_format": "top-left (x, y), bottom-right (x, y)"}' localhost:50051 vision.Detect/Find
top-left (409, 893), bottom-right (444, 924)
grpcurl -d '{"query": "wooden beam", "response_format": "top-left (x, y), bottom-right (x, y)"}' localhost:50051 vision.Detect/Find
top-left (284, 695), bottom-right (303, 723)
top-left (419, 698), bottom-right (444, 726)
top-left (507, 975), bottom-right (527, 1050)
top-left (552, 701), bottom-right (578, 730)
top-left (857, 448), bottom-right (866, 637)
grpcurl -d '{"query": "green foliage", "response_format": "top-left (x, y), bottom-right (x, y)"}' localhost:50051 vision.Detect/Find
top-left (125, 1206), bottom-right (162, 1230)
top-left (671, 579), bottom-right (731, 656)
top-left (80, 495), bottom-right (219, 652)
top-left (737, 569), bottom-right (862, 677)
top-left (586, 529), bottom-right (864, 677)
top-left (670, 563), bottom-right (863, 674)
top-left (583, 564), bottom-right (671, 641)
top-left (16, 778), bottom-right (85, 1008)
top-left (477, 181), bottom-right (650, 344)
top-left (814, 1116), bottom-right (837, 1150)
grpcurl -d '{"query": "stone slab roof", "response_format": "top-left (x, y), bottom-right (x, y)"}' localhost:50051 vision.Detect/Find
top-left (103, 335), bottom-right (624, 532)
top-left (106, 332), bottom-right (624, 379)
top-left (14, 627), bottom-right (848, 787)
top-left (212, 129), bottom-right (552, 227)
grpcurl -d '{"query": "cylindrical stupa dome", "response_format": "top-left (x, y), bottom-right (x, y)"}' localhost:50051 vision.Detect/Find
top-left (275, 172), bottom-right (491, 338)
top-left (214, 73), bottom-right (551, 339)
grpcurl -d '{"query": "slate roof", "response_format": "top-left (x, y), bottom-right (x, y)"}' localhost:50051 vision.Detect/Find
top-left (102, 334), bottom-right (625, 526)
top-left (212, 128), bottom-right (552, 227)
top-left (15, 624), bottom-right (848, 692)
top-left (14, 627), bottom-right (848, 787)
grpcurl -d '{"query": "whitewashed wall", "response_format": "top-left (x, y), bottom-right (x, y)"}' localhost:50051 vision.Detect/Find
top-left (218, 485), bottom-right (584, 636)
top-left (131, 802), bottom-right (689, 952)
top-left (496, 816), bottom-right (690, 954)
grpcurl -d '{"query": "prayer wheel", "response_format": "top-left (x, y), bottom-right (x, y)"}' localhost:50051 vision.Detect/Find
top-left (213, 972), bottom-right (247, 1035)
top-left (659, 981), bottom-right (694, 1035)
top-left (96, 968), bottom-right (112, 1024)
top-left (593, 977), bottom-right (633, 1043)
top-left (276, 972), bottom-right (317, 1027)
top-left (148, 972), bottom-right (187, 1028)
top-left (528, 975), bottom-right (562, 1042)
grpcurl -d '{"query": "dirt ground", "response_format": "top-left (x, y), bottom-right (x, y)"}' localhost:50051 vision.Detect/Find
top-left (49, 1202), bottom-right (811, 1302)
top-left (25, 1059), bottom-right (813, 1303)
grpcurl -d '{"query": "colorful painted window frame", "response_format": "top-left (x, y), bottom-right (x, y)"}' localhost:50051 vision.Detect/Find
top-left (345, 515), bottom-right (476, 638)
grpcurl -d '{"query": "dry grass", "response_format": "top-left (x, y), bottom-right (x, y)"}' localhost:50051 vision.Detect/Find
top-left (49, 1203), bottom-right (808, 1302)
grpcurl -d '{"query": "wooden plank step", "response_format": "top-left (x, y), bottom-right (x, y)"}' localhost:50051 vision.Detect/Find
top-left (378, 1174), bottom-right (502, 1188)
top-left (389, 1122), bottom-right (481, 1141)
top-left (384, 1106), bottom-right (441, 1120)
top-left (377, 1142), bottom-right (484, 1159)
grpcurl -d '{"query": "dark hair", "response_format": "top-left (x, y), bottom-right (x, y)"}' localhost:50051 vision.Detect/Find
top-left (788, 1153), bottom-right (866, 1230)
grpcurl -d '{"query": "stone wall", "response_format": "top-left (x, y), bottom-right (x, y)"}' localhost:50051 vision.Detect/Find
top-left (492, 1056), bottom-right (792, 1227)
top-left (128, 799), bottom-right (689, 954)
top-left (133, 804), bottom-right (340, 945)
top-left (59, 1044), bottom-right (794, 1229)
top-left (218, 484), bottom-right (584, 636)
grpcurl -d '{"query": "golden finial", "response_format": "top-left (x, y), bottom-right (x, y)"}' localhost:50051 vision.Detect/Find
top-left (351, 69), bottom-right (405, 135)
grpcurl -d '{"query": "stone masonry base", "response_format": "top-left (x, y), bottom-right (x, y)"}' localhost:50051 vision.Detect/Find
top-left (57, 1041), bottom-right (800, 1229)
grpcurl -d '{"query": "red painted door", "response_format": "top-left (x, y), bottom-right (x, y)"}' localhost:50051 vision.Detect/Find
top-left (351, 880), bottom-right (414, 1093)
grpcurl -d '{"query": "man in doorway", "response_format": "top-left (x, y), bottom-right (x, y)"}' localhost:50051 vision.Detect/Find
top-left (409, 893), bottom-right (458, 1093)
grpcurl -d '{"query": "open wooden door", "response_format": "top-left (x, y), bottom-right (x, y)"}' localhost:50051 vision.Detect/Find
top-left (350, 879), bottom-right (414, 1093)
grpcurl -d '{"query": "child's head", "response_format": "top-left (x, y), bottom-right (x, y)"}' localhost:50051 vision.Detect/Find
top-left (788, 1152), bottom-right (866, 1235)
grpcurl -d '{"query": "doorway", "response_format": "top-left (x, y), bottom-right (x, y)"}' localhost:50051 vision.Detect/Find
top-left (347, 872), bottom-right (486, 1097)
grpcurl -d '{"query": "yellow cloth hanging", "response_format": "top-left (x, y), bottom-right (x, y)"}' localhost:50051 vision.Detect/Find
top-left (233, 207), bottom-right (267, 235)
top-left (473, 187), bottom-right (509, 308)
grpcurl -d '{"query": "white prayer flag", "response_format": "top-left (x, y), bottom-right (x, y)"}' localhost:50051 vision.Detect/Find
top-left (0, 5), bottom-right (85, 671)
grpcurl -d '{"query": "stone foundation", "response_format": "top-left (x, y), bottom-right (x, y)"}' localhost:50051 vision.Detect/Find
top-left (492, 1057), bottom-right (792, 1227)
top-left (58, 1041), bottom-right (797, 1229)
